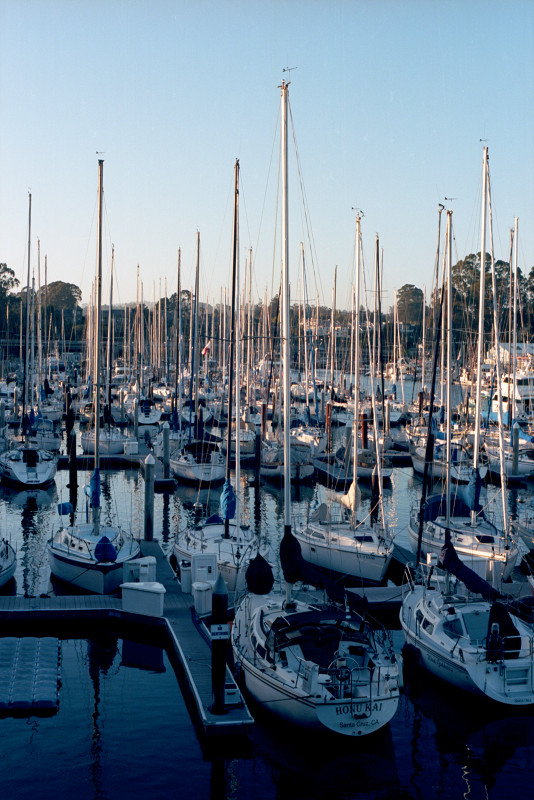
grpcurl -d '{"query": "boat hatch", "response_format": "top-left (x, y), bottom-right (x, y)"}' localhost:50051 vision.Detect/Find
top-left (462, 610), bottom-right (490, 644)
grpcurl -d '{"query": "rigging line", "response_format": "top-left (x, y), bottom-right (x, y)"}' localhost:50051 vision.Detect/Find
top-left (288, 103), bottom-right (323, 303)
top-left (249, 107), bottom-right (280, 303)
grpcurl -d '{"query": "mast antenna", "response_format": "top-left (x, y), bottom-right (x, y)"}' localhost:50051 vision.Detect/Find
top-left (282, 66), bottom-right (297, 80)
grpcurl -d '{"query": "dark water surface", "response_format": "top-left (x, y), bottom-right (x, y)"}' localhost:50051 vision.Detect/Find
top-left (1, 418), bottom-right (534, 799)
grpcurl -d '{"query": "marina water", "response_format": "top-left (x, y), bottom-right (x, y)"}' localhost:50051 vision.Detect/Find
top-left (1, 419), bottom-right (534, 799)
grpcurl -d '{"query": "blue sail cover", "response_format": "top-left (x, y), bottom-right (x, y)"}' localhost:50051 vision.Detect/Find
top-left (84, 469), bottom-right (101, 508)
top-left (94, 536), bottom-right (118, 563)
top-left (438, 540), bottom-right (501, 602)
top-left (458, 468), bottom-right (483, 512)
top-left (220, 480), bottom-right (236, 520)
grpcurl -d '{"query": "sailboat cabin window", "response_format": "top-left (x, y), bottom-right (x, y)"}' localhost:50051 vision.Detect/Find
top-left (421, 617), bottom-right (434, 635)
top-left (443, 616), bottom-right (464, 637)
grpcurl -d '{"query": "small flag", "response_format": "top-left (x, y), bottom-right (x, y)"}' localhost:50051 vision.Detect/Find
top-left (201, 340), bottom-right (211, 356)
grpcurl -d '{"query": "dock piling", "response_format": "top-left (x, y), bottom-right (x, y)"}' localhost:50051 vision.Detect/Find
top-left (144, 453), bottom-right (155, 541)
top-left (162, 422), bottom-right (170, 479)
top-left (210, 572), bottom-right (229, 715)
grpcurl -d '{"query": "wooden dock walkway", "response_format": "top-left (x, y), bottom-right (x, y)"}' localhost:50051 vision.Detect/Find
top-left (0, 539), bottom-right (253, 737)
top-left (140, 540), bottom-right (254, 735)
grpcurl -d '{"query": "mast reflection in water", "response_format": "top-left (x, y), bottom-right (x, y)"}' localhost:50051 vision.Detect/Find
top-left (0, 455), bottom-right (532, 797)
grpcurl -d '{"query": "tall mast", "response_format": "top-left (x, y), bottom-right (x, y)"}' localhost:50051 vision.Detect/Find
top-left (281, 79), bottom-right (291, 537)
top-left (23, 192), bottom-right (32, 420)
top-left (472, 146), bottom-right (488, 517)
top-left (176, 248), bottom-right (182, 417)
top-left (511, 217), bottom-right (519, 429)
top-left (93, 158), bottom-right (104, 536)
top-left (445, 210), bottom-right (453, 529)
top-left (224, 159), bottom-right (239, 538)
top-left (37, 239), bottom-right (42, 410)
top-left (300, 242), bottom-right (309, 415)
top-left (246, 247), bottom-right (252, 409)
top-left (353, 213), bottom-right (362, 521)
top-left (106, 245), bottom-right (114, 413)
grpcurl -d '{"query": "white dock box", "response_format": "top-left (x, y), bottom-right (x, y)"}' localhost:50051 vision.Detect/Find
top-left (124, 439), bottom-right (139, 455)
top-left (121, 582), bottom-right (166, 617)
top-left (180, 560), bottom-right (192, 593)
top-left (192, 581), bottom-right (212, 616)
top-left (192, 553), bottom-right (218, 583)
top-left (123, 556), bottom-right (157, 583)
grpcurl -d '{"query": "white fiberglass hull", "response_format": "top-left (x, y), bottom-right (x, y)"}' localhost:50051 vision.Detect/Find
top-left (81, 430), bottom-right (126, 455)
top-left (170, 459), bottom-right (225, 486)
top-left (48, 524), bottom-right (141, 594)
top-left (0, 542), bottom-right (16, 587)
top-left (238, 654), bottom-right (399, 735)
top-left (400, 585), bottom-right (534, 705)
top-left (0, 449), bottom-right (57, 488)
top-left (407, 516), bottom-right (518, 583)
top-left (232, 594), bottom-right (400, 736)
top-left (295, 524), bottom-right (392, 584)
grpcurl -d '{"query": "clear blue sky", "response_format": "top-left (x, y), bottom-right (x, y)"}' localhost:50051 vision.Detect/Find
top-left (1, 0), bottom-right (533, 312)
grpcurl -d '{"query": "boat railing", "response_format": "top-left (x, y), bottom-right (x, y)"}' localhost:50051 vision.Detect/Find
top-left (324, 660), bottom-right (389, 703)
top-left (60, 532), bottom-right (92, 557)
top-left (486, 630), bottom-right (533, 664)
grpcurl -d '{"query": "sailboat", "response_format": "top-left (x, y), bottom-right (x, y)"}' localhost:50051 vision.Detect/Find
top-left (0, 538), bottom-right (16, 588)
top-left (80, 246), bottom-right (128, 456)
top-left (400, 180), bottom-right (533, 706)
top-left (47, 160), bottom-right (141, 594)
top-left (294, 214), bottom-right (394, 585)
top-left (231, 81), bottom-right (400, 736)
top-left (173, 160), bottom-right (266, 592)
top-left (169, 231), bottom-right (225, 487)
top-left (407, 160), bottom-right (518, 585)
top-left (0, 193), bottom-right (57, 489)
top-left (400, 540), bottom-right (534, 705)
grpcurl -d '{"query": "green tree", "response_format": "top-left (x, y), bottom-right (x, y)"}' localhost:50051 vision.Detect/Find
top-left (396, 284), bottom-right (424, 327)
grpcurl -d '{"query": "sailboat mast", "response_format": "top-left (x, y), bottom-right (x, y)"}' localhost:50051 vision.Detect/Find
top-left (193, 232), bottom-right (200, 429)
top-left (106, 245), bottom-right (114, 412)
top-left (512, 217), bottom-right (518, 427)
top-left (353, 213), bottom-right (362, 516)
top-left (177, 251), bottom-right (182, 418)
top-left (93, 158), bottom-right (104, 536)
top-left (281, 79), bottom-right (291, 535)
top-left (300, 243), bottom-right (309, 415)
top-left (472, 146), bottom-right (488, 480)
top-left (445, 210), bottom-right (452, 528)
top-left (37, 239), bottom-right (42, 411)
top-left (224, 159), bottom-right (239, 538)
top-left (23, 192), bottom-right (32, 420)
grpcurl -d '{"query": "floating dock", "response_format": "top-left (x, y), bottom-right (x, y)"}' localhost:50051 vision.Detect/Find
top-left (0, 636), bottom-right (61, 714)
top-left (0, 540), bottom-right (253, 736)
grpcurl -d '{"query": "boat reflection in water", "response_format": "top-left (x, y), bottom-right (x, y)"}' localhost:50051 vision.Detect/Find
top-left (0, 482), bottom-right (57, 510)
top-left (0, 483), bottom-right (58, 596)
top-left (402, 648), bottom-right (534, 794)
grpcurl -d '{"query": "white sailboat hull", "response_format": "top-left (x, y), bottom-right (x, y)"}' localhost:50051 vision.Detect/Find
top-left (48, 523), bottom-right (141, 594)
top-left (0, 542), bottom-right (16, 587)
top-left (401, 584), bottom-right (534, 705)
top-left (232, 593), bottom-right (400, 736)
top-left (295, 524), bottom-right (392, 584)
top-left (0, 448), bottom-right (57, 488)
